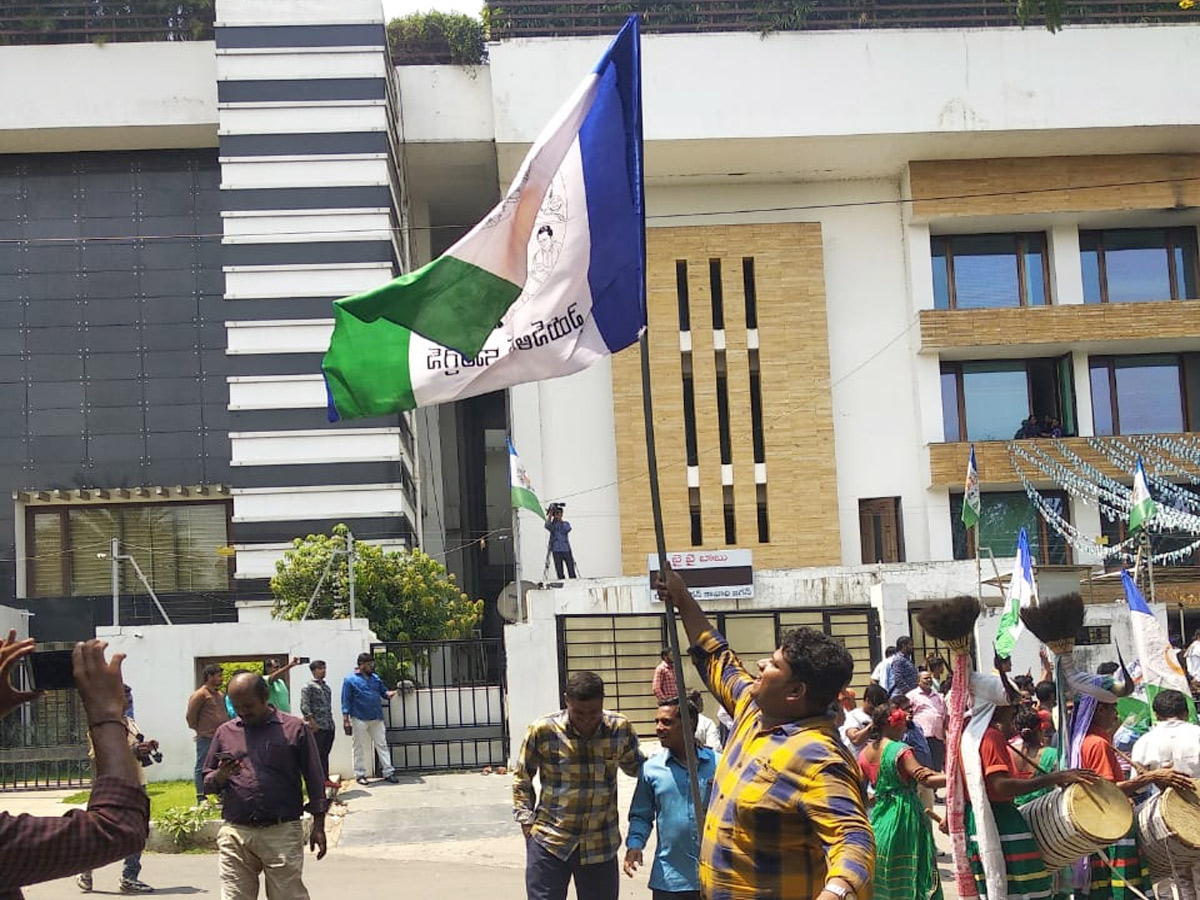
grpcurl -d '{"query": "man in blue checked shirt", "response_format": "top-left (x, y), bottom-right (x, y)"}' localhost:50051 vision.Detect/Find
top-left (623, 698), bottom-right (717, 900)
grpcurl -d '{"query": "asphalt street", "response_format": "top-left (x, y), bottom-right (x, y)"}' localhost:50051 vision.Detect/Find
top-left (16, 771), bottom-right (960, 899)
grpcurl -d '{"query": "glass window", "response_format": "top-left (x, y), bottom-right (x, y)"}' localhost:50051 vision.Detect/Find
top-left (941, 370), bottom-right (961, 443)
top-left (931, 233), bottom-right (1049, 310)
top-left (1090, 365), bottom-right (1114, 436)
top-left (942, 357), bottom-right (1075, 443)
top-left (1090, 355), bottom-right (1187, 435)
top-left (951, 490), bottom-right (1070, 565)
top-left (1080, 228), bottom-right (1199, 304)
top-left (29, 501), bottom-right (230, 598)
top-left (961, 363), bottom-right (1030, 441)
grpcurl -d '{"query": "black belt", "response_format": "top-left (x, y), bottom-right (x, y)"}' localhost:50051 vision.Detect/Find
top-left (232, 816), bottom-right (300, 828)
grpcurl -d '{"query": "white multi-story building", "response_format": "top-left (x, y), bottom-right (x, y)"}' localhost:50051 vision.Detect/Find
top-left (2, 0), bottom-right (1198, 752)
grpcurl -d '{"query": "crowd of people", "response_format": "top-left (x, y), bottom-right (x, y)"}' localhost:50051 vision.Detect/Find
top-left (513, 580), bottom-right (1200, 900)
top-left (4, 583), bottom-right (1200, 900)
top-left (0, 642), bottom-right (404, 899)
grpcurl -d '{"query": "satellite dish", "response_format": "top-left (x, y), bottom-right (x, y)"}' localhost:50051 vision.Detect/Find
top-left (497, 581), bottom-right (535, 623)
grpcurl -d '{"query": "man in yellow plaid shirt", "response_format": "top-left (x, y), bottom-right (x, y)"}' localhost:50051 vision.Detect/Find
top-left (659, 570), bottom-right (875, 900)
top-left (513, 670), bottom-right (645, 900)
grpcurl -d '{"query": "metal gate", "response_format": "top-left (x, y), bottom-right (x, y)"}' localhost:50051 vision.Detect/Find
top-left (558, 608), bottom-right (880, 739)
top-left (0, 656), bottom-right (90, 789)
top-left (372, 637), bottom-right (508, 773)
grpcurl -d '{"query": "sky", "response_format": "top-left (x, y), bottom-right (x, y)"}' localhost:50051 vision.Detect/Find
top-left (380, 0), bottom-right (484, 19)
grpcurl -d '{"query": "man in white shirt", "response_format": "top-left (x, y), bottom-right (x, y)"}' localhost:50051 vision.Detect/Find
top-left (688, 690), bottom-right (722, 752)
top-left (1186, 630), bottom-right (1200, 683)
top-left (1131, 688), bottom-right (1200, 900)
top-left (870, 646), bottom-right (896, 693)
top-left (840, 685), bottom-right (888, 753)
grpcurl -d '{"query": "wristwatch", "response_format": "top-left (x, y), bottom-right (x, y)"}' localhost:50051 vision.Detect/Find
top-left (824, 883), bottom-right (855, 900)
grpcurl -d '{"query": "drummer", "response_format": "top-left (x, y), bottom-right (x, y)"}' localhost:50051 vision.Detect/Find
top-left (1130, 689), bottom-right (1200, 900)
top-left (961, 673), bottom-right (1098, 900)
top-left (1078, 700), bottom-right (1192, 900)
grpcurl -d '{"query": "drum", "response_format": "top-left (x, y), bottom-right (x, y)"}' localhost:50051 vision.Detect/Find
top-left (1137, 784), bottom-right (1200, 878)
top-left (1019, 780), bottom-right (1133, 868)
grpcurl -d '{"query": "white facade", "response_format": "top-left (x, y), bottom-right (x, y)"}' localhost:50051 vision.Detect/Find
top-left (396, 24), bottom-right (1200, 582)
top-left (99, 614), bottom-right (378, 783)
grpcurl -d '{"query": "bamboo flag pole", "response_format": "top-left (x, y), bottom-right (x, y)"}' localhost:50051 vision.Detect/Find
top-left (630, 14), bottom-right (705, 833)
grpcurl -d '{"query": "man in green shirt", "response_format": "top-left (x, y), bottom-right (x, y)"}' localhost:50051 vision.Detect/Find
top-left (265, 658), bottom-right (303, 714)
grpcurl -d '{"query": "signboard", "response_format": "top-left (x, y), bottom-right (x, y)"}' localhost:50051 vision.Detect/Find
top-left (647, 550), bottom-right (754, 602)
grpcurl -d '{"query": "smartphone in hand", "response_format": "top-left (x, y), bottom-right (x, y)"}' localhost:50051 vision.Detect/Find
top-left (28, 650), bottom-right (76, 691)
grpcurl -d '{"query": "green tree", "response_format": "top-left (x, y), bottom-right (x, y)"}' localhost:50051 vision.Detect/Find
top-left (270, 524), bottom-right (482, 643)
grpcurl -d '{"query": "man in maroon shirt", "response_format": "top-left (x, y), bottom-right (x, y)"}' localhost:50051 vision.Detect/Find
top-left (204, 672), bottom-right (327, 900)
top-left (0, 631), bottom-right (150, 899)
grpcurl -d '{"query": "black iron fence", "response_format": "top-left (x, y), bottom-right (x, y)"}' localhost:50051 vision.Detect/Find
top-left (0, 655), bottom-right (89, 789)
top-left (370, 637), bottom-right (508, 773)
top-left (0, 1), bottom-right (214, 46)
top-left (485, 0), bottom-right (1191, 38)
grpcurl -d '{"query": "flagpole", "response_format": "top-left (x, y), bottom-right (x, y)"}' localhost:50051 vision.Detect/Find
top-left (628, 15), bottom-right (705, 835)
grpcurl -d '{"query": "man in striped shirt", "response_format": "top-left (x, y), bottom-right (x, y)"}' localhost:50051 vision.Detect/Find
top-left (658, 571), bottom-right (874, 900)
top-left (513, 671), bottom-right (645, 900)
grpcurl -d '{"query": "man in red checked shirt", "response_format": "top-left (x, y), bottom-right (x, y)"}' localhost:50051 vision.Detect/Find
top-left (652, 649), bottom-right (677, 703)
top-left (0, 631), bottom-right (150, 899)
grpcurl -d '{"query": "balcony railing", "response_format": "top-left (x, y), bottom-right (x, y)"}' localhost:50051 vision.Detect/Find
top-left (485, 0), bottom-right (1190, 39)
top-left (0, 1), bottom-right (214, 46)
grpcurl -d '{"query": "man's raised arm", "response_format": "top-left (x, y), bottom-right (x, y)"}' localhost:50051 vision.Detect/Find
top-left (0, 637), bottom-right (148, 894)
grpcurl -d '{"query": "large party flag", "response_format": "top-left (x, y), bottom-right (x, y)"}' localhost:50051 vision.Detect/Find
top-left (509, 439), bottom-right (545, 518)
top-left (994, 527), bottom-right (1036, 659)
top-left (1123, 569), bottom-right (1196, 721)
top-left (322, 17), bottom-right (645, 420)
top-left (961, 445), bottom-right (981, 530)
top-left (1128, 456), bottom-right (1157, 533)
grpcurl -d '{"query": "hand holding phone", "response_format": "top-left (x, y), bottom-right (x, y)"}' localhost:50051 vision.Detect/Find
top-left (29, 650), bottom-right (76, 692)
top-left (212, 751), bottom-right (243, 785)
top-left (0, 630), bottom-right (39, 720)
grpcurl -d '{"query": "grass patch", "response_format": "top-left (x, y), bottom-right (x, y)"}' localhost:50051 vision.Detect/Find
top-left (62, 780), bottom-right (208, 818)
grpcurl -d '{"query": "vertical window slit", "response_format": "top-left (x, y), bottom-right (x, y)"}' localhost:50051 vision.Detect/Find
top-left (682, 352), bottom-right (698, 467)
top-left (689, 487), bottom-right (703, 546)
top-left (749, 350), bottom-right (765, 465)
top-left (742, 257), bottom-right (757, 329)
top-left (675, 260), bottom-right (690, 331)
top-left (709, 258), bottom-right (724, 329)
top-left (756, 483), bottom-right (770, 544)
top-left (715, 351), bottom-right (732, 465)
top-left (723, 485), bottom-right (736, 545)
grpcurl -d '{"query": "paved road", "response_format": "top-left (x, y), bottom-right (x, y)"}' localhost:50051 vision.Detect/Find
top-left (16, 771), bottom-right (959, 899)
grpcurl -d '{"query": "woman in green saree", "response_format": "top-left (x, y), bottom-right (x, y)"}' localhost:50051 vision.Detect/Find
top-left (858, 706), bottom-right (947, 900)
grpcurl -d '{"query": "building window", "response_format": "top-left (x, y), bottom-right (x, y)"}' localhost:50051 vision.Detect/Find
top-left (941, 356), bottom-right (1076, 442)
top-left (859, 497), bottom-right (905, 564)
top-left (1089, 354), bottom-right (1200, 436)
top-left (27, 501), bottom-right (231, 598)
top-left (931, 233), bottom-right (1049, 310)
top-left (1100, 492), bottom-right (1200, 568)
top-left (950, 490), bottom-right (1071, 565)
top-left (1081, 227), bottom-right (1199, 304)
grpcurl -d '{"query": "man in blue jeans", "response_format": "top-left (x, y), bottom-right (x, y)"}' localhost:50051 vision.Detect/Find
top-left (185, 664), bottom-right (229, 804)
top-left (624, 698), bottom-right (716, 900)
top-left (513, 671), bottom-right (644, 900)
top-left (341, 653), bottom-right (397, 785)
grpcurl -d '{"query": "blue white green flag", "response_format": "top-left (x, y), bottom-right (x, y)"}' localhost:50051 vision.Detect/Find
top-left (995, 527), bottom-right (1035, 660)
top-left (961, 445), bottom-right (981, 530)
top-left (1128, 456), bottom-right (1157, 533)
top-left (1123, 569), bottom-right (1196, 722)
top-left (322, 18), bottom-right (645, 420)
top-left (509, 439), bottom-right (545, 519)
